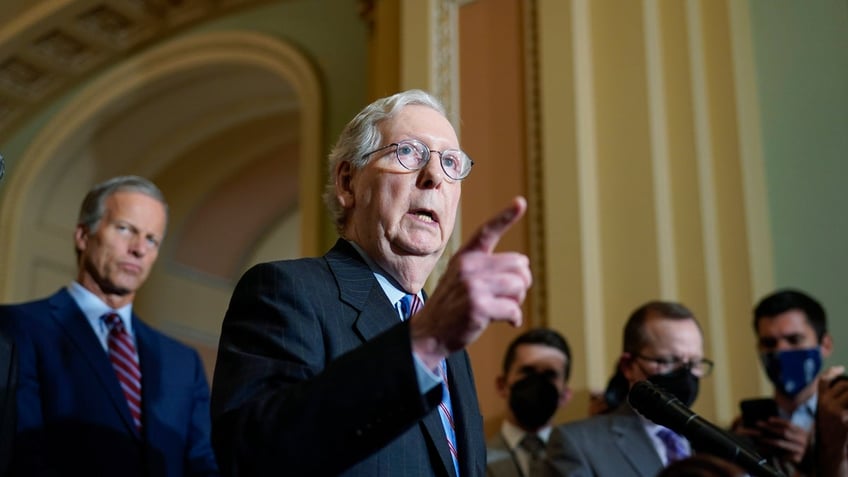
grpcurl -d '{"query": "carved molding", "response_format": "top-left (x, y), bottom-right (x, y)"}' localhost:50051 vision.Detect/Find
top-left (0, 29), bottom-right (323, 297)
top-left (425, 0), bottom-right (461, 293)
top-left (522, 0), bottom-right (546, 327)
top-left (0, 0), bottom-right (277, 142)
top-left (433, 0), bottom-right (458, 120)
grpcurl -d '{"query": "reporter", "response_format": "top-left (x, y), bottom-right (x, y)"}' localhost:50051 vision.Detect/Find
top-left (733, 289), bottom-right (833, 476)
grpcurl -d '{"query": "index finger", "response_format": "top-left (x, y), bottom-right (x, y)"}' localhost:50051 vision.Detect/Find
top-left (458, 196), bottom-right (527, 254)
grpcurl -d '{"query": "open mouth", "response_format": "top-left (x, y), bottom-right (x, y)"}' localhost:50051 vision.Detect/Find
top-left (410, 209), bottom-right (438, 224)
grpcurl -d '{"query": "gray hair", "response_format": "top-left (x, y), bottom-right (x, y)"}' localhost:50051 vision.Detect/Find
top-left (322, 89), bottom-right (448, 233)
top-left (76, 175), bottom-right (168, 255)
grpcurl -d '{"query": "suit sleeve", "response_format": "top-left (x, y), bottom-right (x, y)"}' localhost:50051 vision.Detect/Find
top-left (185, 349), bottom-right (220, 477)
top-left (0, 315), bottom-right (18, 476)
top-left (5, 308), bottom-right (57, 476)
top-left (210, 261), bottom-right (441, 476)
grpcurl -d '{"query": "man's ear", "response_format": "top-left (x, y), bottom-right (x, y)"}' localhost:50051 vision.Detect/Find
top-left (335, 161), bottom-right (355, 209)
top-left (495, 374), bottom-right (508, 399)
top-left (821, 332), bottom-right (834, 359)
top-left (558, 385), bottom-right (573, 408)
top-left (619, 353), bottom-right (636, 383)
top-left (74, 225), bottom-right (88, 253)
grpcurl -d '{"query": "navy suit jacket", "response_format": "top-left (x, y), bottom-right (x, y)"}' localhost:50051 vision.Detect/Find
top-left (0, 318), bottom-right (16, 477)
top-left (211, 239), bottom-right (486, 476)
top-left (1, 289), bottom-right (219, 476)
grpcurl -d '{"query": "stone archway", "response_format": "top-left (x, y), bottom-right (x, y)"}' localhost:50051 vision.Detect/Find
top-left (0, 30), bottom-right (322, 376)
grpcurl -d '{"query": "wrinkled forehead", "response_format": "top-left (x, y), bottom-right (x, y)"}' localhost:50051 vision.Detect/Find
top-left (104, 191), bottom-right (168, 232)
top-left (380, 105), bottom-right (459, 147)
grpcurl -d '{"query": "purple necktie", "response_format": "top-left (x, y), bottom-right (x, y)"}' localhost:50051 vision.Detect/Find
top-left (656, 427), bottom-right (688, 464)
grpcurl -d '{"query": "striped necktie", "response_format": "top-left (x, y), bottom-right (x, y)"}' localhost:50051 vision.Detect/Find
top-left (520, 433), bottom-right (546, 476)
top-left (102, 312), bottom-right (143, 433)
top-left (399, 294), bottom-right (460, 475)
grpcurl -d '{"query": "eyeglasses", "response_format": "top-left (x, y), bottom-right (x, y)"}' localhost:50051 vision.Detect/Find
top-left (361, 139), bottom-right (474, 181)
top-left (634, 354), bottom-right (714, 378)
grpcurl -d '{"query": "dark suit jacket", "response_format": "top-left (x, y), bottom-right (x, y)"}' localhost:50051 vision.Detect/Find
top-left (0, 318), bottom-right (16, 477)
top-left (540, 405), bottom-right (664, 477)
top-left (1, 289), bottom-right (219, 476)
top-left (211, 239), bottom-right (486, 476)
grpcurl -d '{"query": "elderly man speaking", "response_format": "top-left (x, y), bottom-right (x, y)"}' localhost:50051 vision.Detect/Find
top-left (211, 89), bottom-right (532, 477)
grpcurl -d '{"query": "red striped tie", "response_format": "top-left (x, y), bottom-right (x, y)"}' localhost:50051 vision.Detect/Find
top-left (103, 313), bottom-right (143, 433)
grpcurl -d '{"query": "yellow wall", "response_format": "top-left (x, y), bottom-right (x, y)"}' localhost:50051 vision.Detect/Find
top-left (447, 0), bottom-right (773, 433)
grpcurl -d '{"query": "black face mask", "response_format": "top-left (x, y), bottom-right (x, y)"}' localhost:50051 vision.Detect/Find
top-left (509, 373), bottom-right (560, 431)
top-left (646, 367), bottom-right (700, 407)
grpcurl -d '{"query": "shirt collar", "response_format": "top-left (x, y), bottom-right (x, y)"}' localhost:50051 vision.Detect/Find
top-left (783, 393), bottom-right (818, 430)
top-left (500, 419), bottom-right (552, 451)
top-left (347, 240), bottom-right (421, 308)
top-left (67, 281), bottom-right (134, 333)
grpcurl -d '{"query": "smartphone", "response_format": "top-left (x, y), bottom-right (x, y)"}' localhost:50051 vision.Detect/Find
top-left (740, 398), bottom-right (779, 428)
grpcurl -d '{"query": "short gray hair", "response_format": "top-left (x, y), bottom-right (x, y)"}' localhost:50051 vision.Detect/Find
top-left (76, 175), bottom-right (168, 256)
top-left (322, 89), bottom-right (448, 233)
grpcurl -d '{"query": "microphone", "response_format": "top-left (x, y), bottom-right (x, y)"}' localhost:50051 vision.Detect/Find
top-left (628, 380), bottom-right (785, 477)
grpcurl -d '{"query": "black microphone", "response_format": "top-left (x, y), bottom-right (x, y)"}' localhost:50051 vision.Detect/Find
top-left (628, 380), bottom-right (785, 477)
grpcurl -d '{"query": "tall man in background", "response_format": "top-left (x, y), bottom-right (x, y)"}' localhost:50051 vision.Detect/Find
top-left (211, 89), bottom-right (532, 476)
top-left (1, 175), bottom-right (219, 476)
top-left (487, 328), bottom-right (573, 477)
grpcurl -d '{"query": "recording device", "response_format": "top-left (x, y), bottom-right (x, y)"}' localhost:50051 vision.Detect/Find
top-left (740, 398), bottom-right (779, 428)
top-left (628, 380), bottom-right (785, 477)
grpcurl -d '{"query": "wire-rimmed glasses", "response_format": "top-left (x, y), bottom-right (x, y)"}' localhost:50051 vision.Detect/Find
top-left (634, 354), bottom-right (714, 378)
top-left (362, 139), bottom-right (474, 181)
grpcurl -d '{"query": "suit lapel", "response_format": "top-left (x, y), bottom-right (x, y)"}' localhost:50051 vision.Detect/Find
top-left (421, 405), bottom-right (455, 477)
top-left (419, 353), bottom-right (475, 477)
top-left (326, 239), bottom-right (459, 476)
top-left (134, 317), bottom-right (159, 440)
top-left (487, 434), bottom-right (522, 477)
top-left (488, 457), bottom-right (521, 477)
top-left (611, 406), bottom-right (664, 476)
top-left (325, 240), bottom-right (401, 342)
top-left (47, 290), bottom-right (141, 439)
top-left (447, 352), bottom-right (482, 476)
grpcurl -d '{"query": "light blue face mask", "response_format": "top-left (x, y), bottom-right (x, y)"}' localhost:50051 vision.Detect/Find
top-left (759, 347), bottom-right (822, 398)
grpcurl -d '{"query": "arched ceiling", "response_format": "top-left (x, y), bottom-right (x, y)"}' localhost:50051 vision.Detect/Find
top-left (0, 0), bottom-right (282, 142)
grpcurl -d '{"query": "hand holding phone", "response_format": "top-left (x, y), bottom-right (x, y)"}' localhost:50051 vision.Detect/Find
top-left (740, 398), bottom-right (779, 428)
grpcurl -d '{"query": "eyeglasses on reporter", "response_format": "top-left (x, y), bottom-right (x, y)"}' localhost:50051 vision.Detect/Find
top-left (361, 139), bottom-right (474, 181)
top-left (634, 353), bottom-right (714, 378)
